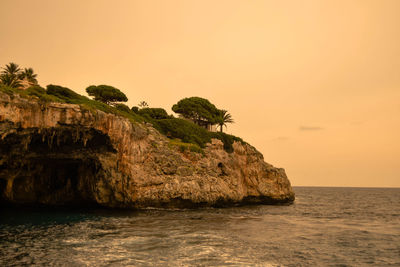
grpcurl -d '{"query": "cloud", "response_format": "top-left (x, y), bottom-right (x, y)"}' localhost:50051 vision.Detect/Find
top-left (299, 126), bottom-right (324, 131)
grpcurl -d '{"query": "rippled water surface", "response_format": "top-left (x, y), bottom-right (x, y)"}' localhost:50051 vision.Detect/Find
top-left (1, 187), bottom-right (399, 266)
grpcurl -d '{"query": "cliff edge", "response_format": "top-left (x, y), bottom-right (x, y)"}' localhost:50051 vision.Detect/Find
top-left (0, 91), bottom-right (294, 208)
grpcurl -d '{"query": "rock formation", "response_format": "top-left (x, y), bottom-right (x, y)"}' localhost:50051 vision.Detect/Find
top-left (0, 91), bottom-right (294, 208)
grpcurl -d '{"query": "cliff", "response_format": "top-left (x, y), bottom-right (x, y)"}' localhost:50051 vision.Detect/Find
top-left (0, 91), bottom-right (294, 208)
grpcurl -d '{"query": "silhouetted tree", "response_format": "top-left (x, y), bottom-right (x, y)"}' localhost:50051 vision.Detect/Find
top-left (172, 97), bottom-right (221, 126)
top-left (19, 68), bottom-right (38, 86)
top-left (217, 110), bottom-right (234, 132)
top-left (86, 85), bottom-right (128, 105)
top-left (0, 62), bottom-right (22, 88)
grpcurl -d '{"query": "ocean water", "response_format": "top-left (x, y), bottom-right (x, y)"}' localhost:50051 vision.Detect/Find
top-left (0, 187), bottom-right (399, 266)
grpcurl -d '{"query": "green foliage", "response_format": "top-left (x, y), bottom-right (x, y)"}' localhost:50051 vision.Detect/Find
top-left (172, 97), bottom-right (221, 125)
top-left (153, 118), bottom-right (243, 153)
top-left (1, 63), bottom-right (21, 76)
top-left (1, 82), bottom-right (244, 153)
top-left (31, 84), bottom-right (141, 122)
top-left (0, 84), bottom-right (62, 103)
top-left (155, 118), bottom-right (211, 148)
top-left (210, 132), bottom-right (243, 153)
top-left (25, 85), bottom-right (46, 96)
top-left (168, 139), bottom-right (204, 154)
top-left (0, 84), bottom-right (18, 95)
top-left (47, 84), bottom-right (83, 102)
top-left (115, 103), bottom-right (131, 113)
top-left (24, 85), bottom-right (61, 102)
top-left (216, 109), bottom-right (234, 132)
top-left (86, 85), bottom-right (128, 104)
top-left (0, 74), bottom-right (22, 88)
top-left (0, 63), bottom-right (38, 88)
top-left (45, 85), bottom-right (145, 123)
top-left (1, 63), bottom-right (22, 88)
top-left (19, 68), bottom-right (38, 85)
top-left (131, 106), bottom-right (139, 113)
top-left (138, 108), bottom-right (169, 120)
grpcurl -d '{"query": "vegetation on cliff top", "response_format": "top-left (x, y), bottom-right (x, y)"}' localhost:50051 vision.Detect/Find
top-left (0, 62), bottom-right (38, 89)
top-left (86, 85), bottom-right (128, 105)
top-left (0, 63), bottom-right (242, 153)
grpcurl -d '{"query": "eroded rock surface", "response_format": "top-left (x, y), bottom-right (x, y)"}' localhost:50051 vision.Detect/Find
top-left (0, 92), bottom-right (294, 208)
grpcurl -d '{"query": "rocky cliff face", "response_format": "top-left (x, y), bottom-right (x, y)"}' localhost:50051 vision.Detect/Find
top-left (0, 91), bottom-right (294, 208)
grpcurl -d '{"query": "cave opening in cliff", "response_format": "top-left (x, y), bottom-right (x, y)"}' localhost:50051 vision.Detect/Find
top-left (0, 125), bottom-right (116, 207)
top-left (7, 157), bottom-right (100, 206)
top-left (0, 178), bottom-right (6, 204)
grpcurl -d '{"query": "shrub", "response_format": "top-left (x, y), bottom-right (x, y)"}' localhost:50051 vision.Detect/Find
top-left (0, 84), bottom-right (18, 95)
top-left (1, 83), bottom-right (245, 153)
top-left (210, 132), bottom-right (243, 153)
top-left (115, 103), bottom-right (132, 113)
top-left (25, 85), bottom-right (46, 97)
top-left (138, 108), bottom-right (169, 120)
top-left (24, 85), bottom-right (62, 103)
top-left (168, 139), bottom-right (204, 154)
top-left (155, 118), bottom-right (211, 148)
top-left (46, 84), bottom-right (83, 102)
top-left (153, 118), bottom-right (244, 153)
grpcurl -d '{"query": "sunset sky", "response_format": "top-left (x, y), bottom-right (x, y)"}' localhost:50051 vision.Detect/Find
top-left (1, 0), bottom-right (399, 187)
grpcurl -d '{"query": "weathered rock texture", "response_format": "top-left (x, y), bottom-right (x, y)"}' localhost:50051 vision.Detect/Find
top-left (0, 91), bottom-right (294, 208)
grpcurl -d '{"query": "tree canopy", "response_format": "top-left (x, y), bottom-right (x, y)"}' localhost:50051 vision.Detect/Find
top-left (19, 68), bottom-right (38, 85)
top-left (172, 97), bottom-right (221, 125)
top-left (0, 62), bottom-right (22, 88)
top-left (138, 108), bottom-right (170, 120)
top-left (86, 85), bottom-right (128, 105)
top-left (0, 63), bottom-right (39, 89)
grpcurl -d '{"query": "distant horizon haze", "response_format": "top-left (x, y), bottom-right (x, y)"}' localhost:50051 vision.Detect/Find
top-left (1, 0), bottom-right (399, 187)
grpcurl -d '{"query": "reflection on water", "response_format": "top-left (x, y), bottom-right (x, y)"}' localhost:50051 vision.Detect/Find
top-left (1, 187), bottom-right (399, 266)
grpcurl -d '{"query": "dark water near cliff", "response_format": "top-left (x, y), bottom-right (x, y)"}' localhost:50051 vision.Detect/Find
top-left (1, 187), bottom-right (399, 266)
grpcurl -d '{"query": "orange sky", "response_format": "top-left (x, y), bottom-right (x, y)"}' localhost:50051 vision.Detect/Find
top-left (1, 0), bottom-right (399, 187)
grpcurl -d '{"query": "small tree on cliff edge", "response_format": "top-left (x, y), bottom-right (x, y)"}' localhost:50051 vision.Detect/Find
top-left (0, 62), bottom-right (22, 88)
top-left (86, 85), bottom-right (128, 105)
top-left (172, 97), bottom-right (221, 125)
top-left (217, 109), bottom-right (234, 133)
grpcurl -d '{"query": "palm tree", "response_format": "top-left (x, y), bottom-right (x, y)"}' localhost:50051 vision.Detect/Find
top-left (217, 110), bottom-right (234, 133)
top-left (0, 62), bottom-right (22, 88)
top-left (0, 74), bottom-right (22, 88)
top-left (1, 62), bottom-right (21, 76)
top-left (19, 68), bottom-right (38, 85)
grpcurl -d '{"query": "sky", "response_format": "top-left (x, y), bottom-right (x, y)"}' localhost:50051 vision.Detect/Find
top-left (1, 0), bottom-right (399, 187)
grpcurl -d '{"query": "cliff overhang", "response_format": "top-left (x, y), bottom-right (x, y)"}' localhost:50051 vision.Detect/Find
top-left (0, 91), bottom-right (295, 208)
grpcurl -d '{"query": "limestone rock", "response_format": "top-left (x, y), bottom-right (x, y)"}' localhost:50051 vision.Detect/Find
top-left (0, 92), bottom-right (295, 208)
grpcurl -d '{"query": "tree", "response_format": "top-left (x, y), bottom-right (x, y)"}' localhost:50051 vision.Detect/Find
top-left (217, 109), bottom-right (234, 132)
top-left (131, 106), bottom-right (139, 113)
top-left (1, 62), bottom-right (21, 76)
top-left (138, 101), bottom-right (148, 108)
top-left (86, 85), bottom-right (128, 105)
top-left (19, 68), bottom-right (38, 86)
top-left (0, 74), bottom-right (22, 88)
top-left (0, 62), bottom-right (22, 88)
top-left (171, 97), bottom-right (221, 126)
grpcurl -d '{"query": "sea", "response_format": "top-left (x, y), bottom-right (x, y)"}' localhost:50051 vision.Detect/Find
top-left (0, 187), bottom-right (399, 266)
